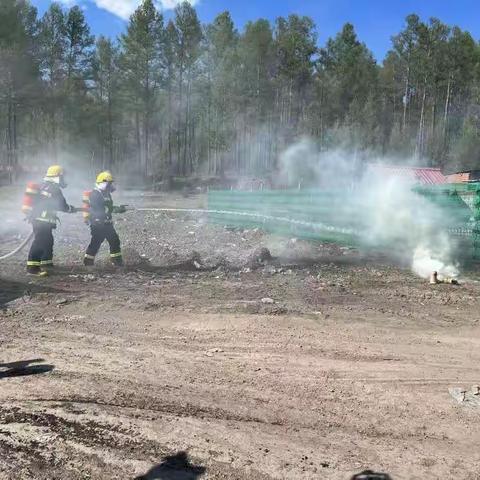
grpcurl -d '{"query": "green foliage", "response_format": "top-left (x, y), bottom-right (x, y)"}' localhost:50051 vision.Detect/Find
top-left (452, 117), bottom-right (480, 170)
top-left (2, 1), bottom-right (480, 182)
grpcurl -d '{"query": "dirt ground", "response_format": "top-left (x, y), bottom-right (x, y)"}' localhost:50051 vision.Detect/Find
top-left (1, 190), bottom-right (480, 480)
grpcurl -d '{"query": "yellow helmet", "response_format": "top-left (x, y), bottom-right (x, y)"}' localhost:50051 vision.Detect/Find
top-left (46, 165), bottom-right (64, 177)
top-left (96, 171), bottom-right (114, 183)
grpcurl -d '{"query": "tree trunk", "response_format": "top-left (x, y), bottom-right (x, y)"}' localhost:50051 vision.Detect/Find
top-left (402, 63), bottom-right (410, 135)
top-left (107, 94), bottom-right (114, 169)
top-left (167, 76), bottom-right (173, 170)
top-left (416, 76), bottom-right (428, 160)
top-left (135, 110), bottom-right (141, 167)
top-left (7, 98), bottom-right (13, 184)
top-left (183, 73), bottom-right (190, 175)
top-left (177, 64), bottom-right (184, 175)
top-left (443, 74), bottom-right (452, 148)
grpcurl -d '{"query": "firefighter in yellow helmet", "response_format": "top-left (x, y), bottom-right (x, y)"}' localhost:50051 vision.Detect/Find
top-left (83, 171), bottom-right (127, 266)
top-left (27, 165), bottom-right (76, 276)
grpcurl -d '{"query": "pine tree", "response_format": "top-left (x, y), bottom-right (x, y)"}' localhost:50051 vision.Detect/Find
top-left (274, 15), bottom-right (317, 130)
top-left (237, 19), bottom-right (275, 172)
top-left (173, 1), bottom-right (202, 175)
top-left (164, 20), bottom-right (179, 176)
top-left (0, 0), bottom-right (39, 181)
top-left (38, 2), bottom-right (67, 158)
top-left (120, 0), bottom-right (164, 177)
top-left (63, 5), bottom-right (95, 147)
top-left (93, 36), bottom-right (120, 168)
top-left (319, 23), bottom-right (378, 131)
top-left (204, 11), bottom-right (239, 174)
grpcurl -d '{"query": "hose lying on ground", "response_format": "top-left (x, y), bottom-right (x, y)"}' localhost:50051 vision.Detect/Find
top-left (0, 232), bottom-right (34, 261)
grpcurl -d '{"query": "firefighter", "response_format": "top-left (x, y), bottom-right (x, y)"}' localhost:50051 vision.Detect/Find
top-left (83, 171), bottom-right (126, 266)
top-left (27, 165), bottom-right (76, 276)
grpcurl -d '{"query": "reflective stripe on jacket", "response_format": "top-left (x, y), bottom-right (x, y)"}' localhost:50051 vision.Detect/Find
top-left (32, 181), bottom-right (72, 225)
top-left (88, 189), bottom-right (114, 224)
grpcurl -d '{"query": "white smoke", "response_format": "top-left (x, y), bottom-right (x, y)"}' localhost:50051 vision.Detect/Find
top-left (412, 245), bottom-right (458, 280)
top-left (277, 138), bottom-right (460, 279)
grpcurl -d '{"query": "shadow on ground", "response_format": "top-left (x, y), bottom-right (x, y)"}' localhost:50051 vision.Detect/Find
top-left (0, 359), bottom-right (54, 379)
top-left (0, 278), bottom-right (64, 308)
top-left (351, 470), bottom-right (393, 480)
top-left (134, 451), bottom-right (206, 480)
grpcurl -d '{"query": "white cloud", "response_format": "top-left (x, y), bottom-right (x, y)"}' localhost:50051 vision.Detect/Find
top-left (93, 0), bottom-right (138, 19)
top-left (85, 0), bottom-right (199, 20)
top-left (158, 0), bottom-right (198, 9)
top-left (58, 0), bottom-right (78, 6)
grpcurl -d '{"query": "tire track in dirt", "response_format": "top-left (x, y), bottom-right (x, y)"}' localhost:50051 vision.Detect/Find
top-left (25, 397), bottom-right (285, 426)
top-left (0, 403), bottom-right (276, 480)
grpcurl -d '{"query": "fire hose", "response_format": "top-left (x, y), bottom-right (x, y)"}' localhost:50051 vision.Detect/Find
top-left (0, 207), bottom-right (354, 262)
top-left (0, 231), bottom-right (34, 261)
top-left (0, 206), bottom-right (82, 262)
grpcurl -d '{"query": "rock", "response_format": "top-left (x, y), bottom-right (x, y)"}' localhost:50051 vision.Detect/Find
top-left (448, 387), bottom-right (480, 406)
top-left (263, 265), bottom-right (277, 275)
top-left (261, 297), bottom-right (274, 304)
top-left (249, 247), bottom-right (272, 265)
top-left (55, 298), bottom-right (68, 306)
top-left (193, 260), bottom-right (202, 270)
top-left (205, 348), bottom-right (224, 357)
top-left (190, 251), bottom-right (202, 262)
top-left (122, 247), bottom-right (148, 266)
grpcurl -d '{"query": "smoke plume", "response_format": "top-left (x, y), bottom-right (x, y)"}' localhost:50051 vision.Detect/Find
top-left (277, 138), bottom-right (459, 279)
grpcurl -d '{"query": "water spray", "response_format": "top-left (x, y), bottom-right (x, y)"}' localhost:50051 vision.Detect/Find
top-left (135, 207), bottom-right (356, 236)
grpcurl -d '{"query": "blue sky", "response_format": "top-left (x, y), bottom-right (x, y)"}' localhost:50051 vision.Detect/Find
top-left (30, 0), bottom-right (480, 61)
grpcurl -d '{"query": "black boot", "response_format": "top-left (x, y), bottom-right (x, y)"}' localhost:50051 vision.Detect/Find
top-left (83, 255), bottom-right (94, 266)
top-left (27, 264), bottom-right (41, 275)
top-left (41, 261), bottom-right (54, 274)
top-left (111, 256), bottom-right (124, 267)
top-left (27, 265), bottom-right (48, 277)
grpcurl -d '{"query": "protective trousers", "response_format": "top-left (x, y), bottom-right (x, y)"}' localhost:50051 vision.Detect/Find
top-left (84, 223), bottom-right (123, 266)
top-left (27, 222), bottom-right (55, 273)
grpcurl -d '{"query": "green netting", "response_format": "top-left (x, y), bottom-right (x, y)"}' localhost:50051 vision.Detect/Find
top-left (414, 183), bottom-right (480, 258)
top-left (208, 188), bottom-right (361, 246)
top-left (207, 183), bottom-right (480, 258)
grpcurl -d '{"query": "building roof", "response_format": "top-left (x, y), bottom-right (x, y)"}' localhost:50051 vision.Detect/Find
top-left (367, 164), bottom-right (446, 185)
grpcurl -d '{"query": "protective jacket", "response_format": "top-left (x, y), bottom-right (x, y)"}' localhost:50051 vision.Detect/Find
top-left (31, 181), bottom-right (74, 227)
top-left (84, 188), bottom-right (124, 266)
top-left (88, 188), bottom-right (120, 224)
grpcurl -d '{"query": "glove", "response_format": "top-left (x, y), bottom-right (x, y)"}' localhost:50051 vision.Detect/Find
top-left (114, 205), bottom-right (127, 214)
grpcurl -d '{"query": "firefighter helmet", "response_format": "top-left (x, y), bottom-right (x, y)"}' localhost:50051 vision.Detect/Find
top-left (96, 171), bottom-right (114, 183)
top-left (46, 165), bottom-right (64, 177)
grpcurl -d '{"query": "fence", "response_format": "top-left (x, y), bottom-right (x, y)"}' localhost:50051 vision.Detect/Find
top-left (207, 183), bottom-right (480, 259)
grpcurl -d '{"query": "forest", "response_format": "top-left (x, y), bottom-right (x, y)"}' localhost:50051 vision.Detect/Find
top-left (1, 0), bottom-right (480, 183)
